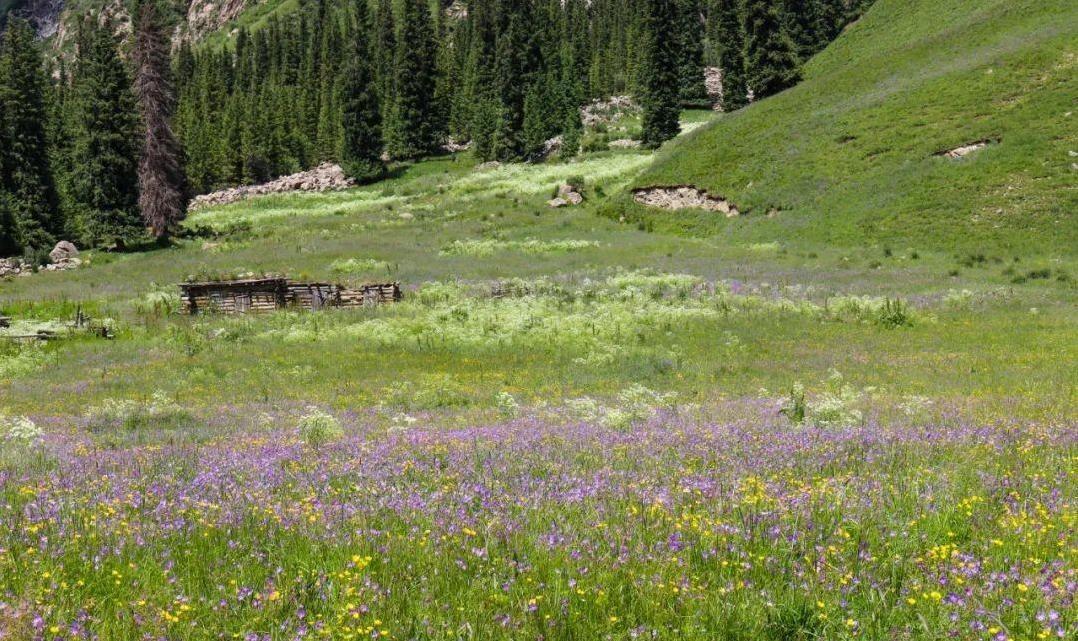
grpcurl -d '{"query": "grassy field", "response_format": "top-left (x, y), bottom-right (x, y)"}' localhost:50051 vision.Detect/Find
top-left (0, 0), bottom-right (1076, 636)
top-left (618, 0), bottom-right (1078, 256)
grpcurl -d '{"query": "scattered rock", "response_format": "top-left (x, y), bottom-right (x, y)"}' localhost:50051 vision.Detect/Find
top-left (632, 186), bottom-right (740, 217)
top-left (398, 212), bottom-right (415, 221)
top-left (0, 257), bottom-right (32, 278)
top-left (475, 161), bottom-right (503, 172)
top-left (935, 139), bottom-right (998, 159)
top-left (189, 163), bottom-right (356, 210)
top-left (548, 184), bottom-right (584, 208)
top-left (608, 139), bottom-right (641, 149)
top-left (540, 136), bottom-right (563, 159)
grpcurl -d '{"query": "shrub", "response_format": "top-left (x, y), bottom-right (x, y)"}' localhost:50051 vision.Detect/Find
top-left (3, 414), bottom-right (42, 445)
top-left (297, 407), bottom-right (344, 447)
top-left (86, 391), bottom-right (194, 433)
top-left (779, 383), bottom-right (807, 425)
top-left (495, 391), bottom-right (520, 419)
top-left (876, 298), bottom-right (913, 328)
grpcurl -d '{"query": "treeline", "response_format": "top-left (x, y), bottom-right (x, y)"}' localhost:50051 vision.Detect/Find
top-left (0, 5), bottom-right (186, 258)
top-left (1, 0), bottom-right (871, 258)
top-left (175, 0), bottom-right (871, 193)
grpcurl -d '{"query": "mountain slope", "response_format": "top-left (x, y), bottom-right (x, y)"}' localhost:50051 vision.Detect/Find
top-left (623, 0), bottom-right (1077, 256)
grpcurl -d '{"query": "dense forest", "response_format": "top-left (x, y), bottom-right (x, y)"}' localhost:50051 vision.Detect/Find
top-left (0, 0), bottom-right (871, 258)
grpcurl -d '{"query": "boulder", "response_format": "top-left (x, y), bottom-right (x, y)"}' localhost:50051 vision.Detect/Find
top-left (49, 241), bottom-right (79, 263)
top-left (549, 184), bottom-right (584, 208)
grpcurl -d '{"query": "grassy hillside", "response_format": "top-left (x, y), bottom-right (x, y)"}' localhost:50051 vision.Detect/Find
top-left (622, 0), bottom-right (1077, 257)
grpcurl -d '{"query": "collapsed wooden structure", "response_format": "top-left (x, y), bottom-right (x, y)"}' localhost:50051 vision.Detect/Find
top-left (179, 278), bottom-right (402, 315)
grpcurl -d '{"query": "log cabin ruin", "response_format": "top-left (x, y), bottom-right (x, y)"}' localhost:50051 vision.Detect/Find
top-left (179, 278), bottom-right (402, 315)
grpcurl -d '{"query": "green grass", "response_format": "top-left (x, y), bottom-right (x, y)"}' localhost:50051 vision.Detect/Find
top-left (618, 0), bottom-right (1078, 257)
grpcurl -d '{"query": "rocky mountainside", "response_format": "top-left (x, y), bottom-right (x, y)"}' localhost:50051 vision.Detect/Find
top-left (3, 0), bottom-right (255, 48)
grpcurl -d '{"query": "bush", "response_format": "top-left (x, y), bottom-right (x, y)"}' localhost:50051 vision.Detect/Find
top-left (3, 414), bottom-right (42, 445)
top-left (86, 391), bottom-right (194, 433)
top-left (779, 383), bottom-right (807, 425)
top-left (297, 407), bottom-right (344, 448)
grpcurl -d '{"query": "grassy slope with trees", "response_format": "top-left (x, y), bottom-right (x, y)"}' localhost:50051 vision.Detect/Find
top-left (621, 0), bottom-right (1077, 256)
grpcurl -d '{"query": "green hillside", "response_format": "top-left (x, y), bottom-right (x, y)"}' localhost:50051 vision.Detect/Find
top-left (621, 0), bottom-right (1077, 257)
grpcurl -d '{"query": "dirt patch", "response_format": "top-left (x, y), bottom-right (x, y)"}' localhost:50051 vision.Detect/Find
top-left (935, 138), bottom-right (999, 159)
top-left (632, 186), bottom-right (740, 217)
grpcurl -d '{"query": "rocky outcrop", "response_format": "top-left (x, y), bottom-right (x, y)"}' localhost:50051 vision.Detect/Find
top-left (189, 163), bottom-right (356, 209)
top-left (548, 184), bottom-right (584, 208)
top-left (633, 186), bottom-right (740, 217)
top-left (936, 139), bottom-right (997, 159)
top-left (705, 67), bottom-right (723, 110)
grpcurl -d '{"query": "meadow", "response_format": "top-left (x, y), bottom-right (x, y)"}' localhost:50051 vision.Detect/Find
top-left (0, 94), bottom-right (1075, 640)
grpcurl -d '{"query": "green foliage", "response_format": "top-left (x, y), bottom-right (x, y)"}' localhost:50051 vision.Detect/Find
top-left (391, 0), bottom-right (442, 159)
top-left (713, 0), bottom-right (748, 110)
top-left (640, 0), bottom-right (682, 147)
top-left (0, 17), bottom-right (61, 250)
top-left (296, 406), bottom-right (343, 447)
top-left (628, 0), bottom-right (1078, 255)
top-left (743, 0), bottom-right (802, 99)
top-left (339, 6), bottom-right (385, 183)
top-left (69, 18), bottom-right (142, 247)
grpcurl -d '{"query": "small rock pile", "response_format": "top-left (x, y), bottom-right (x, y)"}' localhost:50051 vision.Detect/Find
top-left (190, 163), bottom-right (356, 209)
top-left (0, 241), bottom-right (82, 277)
top-left (0, 257), bottom-right (30, 277)
top-left (548, 184), bottom-right (584, 208)
top-left (581, 96), bottom-right (639, 128)
top-left (704, 67), bottom-right (724, 110)
top-left (633, 186), bottom-right (740, 217)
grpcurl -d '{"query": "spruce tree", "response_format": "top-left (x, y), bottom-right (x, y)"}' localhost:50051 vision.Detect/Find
top-left (392, 0), bottom-right (441, 159)
top-left (0, 190), bottom-right (20, 257)
top-left (340, 0), bottom-right (384, 182)
top-left (134, 2), bottom-right (188, 241)
top-left (639, 0), bottom-right (681, 147)
top-left (0, 18), bottom-right (61, 250)
top-left (714, 0), bottom-right (748, 111)
top-left (743, 0), bottom-right (801, 100)
top-left (675, 0), bottom-right (709, 106)
top-left (70, 19), bottom-right (143, 248)
top-left (374, 0), bottom-right (398, 147)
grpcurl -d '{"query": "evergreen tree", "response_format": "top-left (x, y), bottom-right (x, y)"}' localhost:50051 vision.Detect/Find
top-left (639, 0), bottom-right (681, 147)
top-left (714, 0), bottom-right (747, 111)
top-left (134, 2), bottom-right (188, 241)
top-left (340, 0), bottom-right (384, 182)
top-left (70, 19), bottom-right (143, 247)
top-left (0, 18), bottom-right (61, 250)
top-left (675, 0), bottom-right (709, 106)
top-left (0, 190), bottom-right (20, 257)
top-left (743, 0), bottom-right (801, 100)
top-left (782, 0), bottom-right (822, 61)
top-left (374, 0), bottom-right (398, 146)
top-left (392, 0), bottom-right (442, 159)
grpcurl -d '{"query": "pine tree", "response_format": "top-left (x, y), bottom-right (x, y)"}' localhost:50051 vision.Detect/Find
top-left (392, 0), bottom-right (441, 159)
top-left (639, 0), bottom-right (681, 147)
top-left (0, 190), bottom-right (20, 257)
top-left (743, 0), bottom-right (801, 100)
top-left (340, 0), bottom-right (384, 182)
top-left (714, 0), bottom-right (747, 111)
top-left (782, 0), bottom-right (822, 61)
top-left (374, 0), bottom-right (398, 147)
top-left (676, 0), bottom-right (709, 106)
top-left (0, 18), bottom-right (61, 250)
top-left (134, 2), bottom-right (188, 241)
top-left (70, 19), bottom-right (143, 248)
